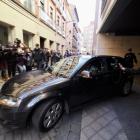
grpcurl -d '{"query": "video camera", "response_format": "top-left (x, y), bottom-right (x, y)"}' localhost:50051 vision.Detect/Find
top-left (0, 46), bottom-right (17, 53)
top-left (15, 38), bottom-right (21, 44)
top-left (111, 57), bottom-right (120, 70)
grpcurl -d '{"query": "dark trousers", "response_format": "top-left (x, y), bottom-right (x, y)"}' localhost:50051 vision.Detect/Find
top-left (8, 62), bottom-right (16, 77)
top-left (26, 66), bottom-right (32, 71)
top-left (36, 61), bottom-right (42, 69)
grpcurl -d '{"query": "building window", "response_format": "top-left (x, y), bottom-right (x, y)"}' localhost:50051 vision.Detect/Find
top-left (23, 32), bottom-right (33, 49)
top-left (63, 2), bottom-right (65, 10)
top-left (40, 0), bottom-right (44, 10)
top-left (57, 16), bottom-right (60, 26)
top-left (62, 22), bottom-right (64, 31)
top-left (101, 0), bottom-right (107, 15)
top-left (0, 25), bottom-right (12, 46)
top-left (50, 7), bottom-right (53, 19)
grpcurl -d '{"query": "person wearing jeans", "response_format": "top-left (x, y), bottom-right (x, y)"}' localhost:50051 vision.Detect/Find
top-left (16, 55), bottom-right (27, 73)
top-left (17, 65), bottom-right (26, 73)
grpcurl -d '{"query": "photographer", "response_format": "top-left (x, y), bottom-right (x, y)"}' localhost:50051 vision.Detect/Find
top-left (119, 63), bottom-right (140, 75)
top-left (31, 44), bottom-right (47, 69)
top-left (7, 41), bottom-right (17, 78)
top-left (15, 38), bottom-right (27, 50)
top-left (25, 48), bottom-right (32, 71)
top-left (16, 50), bottom-right (27, 73)
top-left (0, 46), bottom-right (10, 82)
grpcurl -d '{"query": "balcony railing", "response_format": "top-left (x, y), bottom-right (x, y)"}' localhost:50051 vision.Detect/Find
top-left (62, 10), bottom-right (66, 20)
top-left (51, 0), bottom-right (56, 5)
top-left (12, 0), bottom-right (37, 15)
top-left (73, 23), bottom-right (78, 33)
top-left (40, 8), bottom-right (56, 30)
top-left (62, 31), bottom-right (66, 38)
top-left (57, 25), bottom-right (62, 34)
top-left (73, 31), bottom-right (78, 41)
top-left (57, 0), bottom-right (62, 13)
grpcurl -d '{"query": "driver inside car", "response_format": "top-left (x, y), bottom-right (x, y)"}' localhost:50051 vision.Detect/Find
top-left (84, 64), bottom-right (99, 76)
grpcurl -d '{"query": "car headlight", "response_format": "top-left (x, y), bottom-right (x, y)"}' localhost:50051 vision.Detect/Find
top-left (0, 96), bottom-right (21, 107)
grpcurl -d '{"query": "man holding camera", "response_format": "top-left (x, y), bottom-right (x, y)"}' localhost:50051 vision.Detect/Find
top-left (31, 44), bottom-right (47, 69)
top-left (7, 41), bottom-right (17, 78)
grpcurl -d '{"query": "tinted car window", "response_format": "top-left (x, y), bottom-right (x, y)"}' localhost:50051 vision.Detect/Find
top-left (106, 57), bottom-right (128, 71)
top-left (48, 57), bottom-right (79, 78)
top-left (82, 59), bottom-right (105, 76)
top-left (106, 58), bottom-right (115, 71)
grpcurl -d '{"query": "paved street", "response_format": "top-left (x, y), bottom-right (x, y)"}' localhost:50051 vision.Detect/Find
top-left (0, 76), bottom-right (140, 140)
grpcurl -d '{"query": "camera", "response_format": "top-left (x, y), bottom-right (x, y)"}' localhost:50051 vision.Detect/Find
top-left (15, 38), bottom-right (21, 44)
top-left (111, 58), bottom-right (119, 70)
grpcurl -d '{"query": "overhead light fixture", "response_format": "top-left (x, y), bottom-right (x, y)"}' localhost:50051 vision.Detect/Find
top-left (106, 33), bottom-right (110, 35)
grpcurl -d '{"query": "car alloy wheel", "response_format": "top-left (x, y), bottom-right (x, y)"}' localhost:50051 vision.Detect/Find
top-left (123, 81), bottom-right (131, 95)
top-left (43, 103), bottom-right (62, 128)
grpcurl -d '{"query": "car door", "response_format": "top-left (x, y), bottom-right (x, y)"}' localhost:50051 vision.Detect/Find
top-left (105, 57), bottom-right (123, 93)
top-left (71, 58), bottom-right (109, 106)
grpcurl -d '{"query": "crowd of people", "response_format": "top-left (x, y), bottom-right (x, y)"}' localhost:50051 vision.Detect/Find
top-left (0, 38), bottom-right (72, 83)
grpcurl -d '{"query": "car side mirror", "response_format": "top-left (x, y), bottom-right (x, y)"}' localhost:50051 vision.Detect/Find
top-left (79, 71), bottom-right (92, 78)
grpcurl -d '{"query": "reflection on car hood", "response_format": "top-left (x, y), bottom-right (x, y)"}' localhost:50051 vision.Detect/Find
top-left (1, 70), bottom-right (60, 97)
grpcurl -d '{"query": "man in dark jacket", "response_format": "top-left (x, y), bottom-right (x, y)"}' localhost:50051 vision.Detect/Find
top-left (57, 50), bottom-right (62, 62)
top-left (124, 48), bottom-right (137, 68)
top-left (45, 48), bottom-right (50, 68)
top-left (119, 63), bottom-right (140, 75)
top-left (7, 41), bottom-right (17, 78)
top-left (31, 44), bottom-right (47, 69)
top-left (51, 50), bottom-right (57, 65)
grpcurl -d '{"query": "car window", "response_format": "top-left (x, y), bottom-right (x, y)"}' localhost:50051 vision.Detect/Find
top-left (48, 57), bottom-right (79, 78)
top-left (118, 58), bottom-right (130, 67)
top-left (106, 57), bottom-right (128, 71)
top-left (82, 59), bottom-right (105, 76)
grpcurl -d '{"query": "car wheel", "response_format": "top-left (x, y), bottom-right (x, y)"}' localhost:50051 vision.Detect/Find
top-left (32, 99), bottom-right (63, 132)
top-left (121, 81), bottom-right (132, 96)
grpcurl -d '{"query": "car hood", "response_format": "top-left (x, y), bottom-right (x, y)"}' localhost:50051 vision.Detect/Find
top-left (1, 70), bottom-right (64, 98)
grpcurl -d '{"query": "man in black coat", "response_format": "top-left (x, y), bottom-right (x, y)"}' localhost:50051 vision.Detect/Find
top-left (57, 50), bottom-right (62, 62)
top-left (7, 41), bottom-right (17, 78)
top-left (119, 63), bottom-right (140, 75)
top-left (124, 48), bottom-right (137, 68)
top-left (45, 48), bottom-right (50, 68)
top-left (31, 44), bottom-right (47, 69)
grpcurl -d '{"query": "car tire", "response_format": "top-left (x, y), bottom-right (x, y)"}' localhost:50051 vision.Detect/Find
top-left (32, 99), bottom-right (63, 132)
top-left (121, 81), bottom-right (132, 96)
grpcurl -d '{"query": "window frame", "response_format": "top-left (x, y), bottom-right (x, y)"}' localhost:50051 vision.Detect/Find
top-left (57, 16), bottom-right (60, 26)
top-left (75, 58), bottom-right (108, 78)
top-left (50, 6), bottom-right (53, 20)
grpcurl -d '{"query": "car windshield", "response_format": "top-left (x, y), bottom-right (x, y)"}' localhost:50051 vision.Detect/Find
top-left (48, 57), bottom-right (79, 78)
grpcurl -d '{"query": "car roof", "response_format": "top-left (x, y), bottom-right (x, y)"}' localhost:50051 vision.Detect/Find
top-left (70, 55), bottom-right (122, 60)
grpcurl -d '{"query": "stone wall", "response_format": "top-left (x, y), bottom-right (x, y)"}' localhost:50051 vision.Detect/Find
top-left (96, 33), bottom-right (140, 68)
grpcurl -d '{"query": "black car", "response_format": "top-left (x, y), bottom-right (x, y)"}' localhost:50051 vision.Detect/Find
top-left (0, 55), bottom-right (133, 132)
